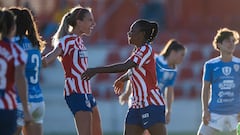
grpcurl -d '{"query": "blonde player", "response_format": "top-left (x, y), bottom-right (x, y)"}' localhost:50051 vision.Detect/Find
top-left (42, 6), bottom-right (102, 135)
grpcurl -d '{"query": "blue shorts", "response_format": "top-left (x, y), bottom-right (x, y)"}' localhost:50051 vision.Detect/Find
top-left (126, 105), bottom-right (165, 129)
top-left (0, 109), bottom-right (17, 135)
top-left (65, 93), bottom-right (97, 115)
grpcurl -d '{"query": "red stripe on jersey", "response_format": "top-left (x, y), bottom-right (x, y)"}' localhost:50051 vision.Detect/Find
top-left (2, 98), bottom-right (8, 110)
top-left (133, 68), bottom-right (145, 102)
top-left (13, 44), bottom-right (25, 65)
top-left (58, 35), bottom-right (92, 96)
top-left (65, 37), bottom-right (76, 48)
top-left (66, 79), bottom-right (74, 94)
top-left (128, 45), bottom-right (165, 109)
top-left (74, 76), bottom-right (81, 93)
top-left (82, 81), bottom-right (86, 93)
top-left (150, 93), bottom-right (160, 106)
top-left (9, 94), bottom-right (17, 109)
top-left (132, 74), bottom-right (144, 106)
top-left (0, 41), bottom-right (26, 110)
top-left (152, 90), bottom-right (165, 105)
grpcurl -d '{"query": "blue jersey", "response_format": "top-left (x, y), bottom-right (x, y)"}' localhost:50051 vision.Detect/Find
top-left (13, 36), bottom-right (43, 102)
top-left (155, 55), bottom-right (177, 94)
top-left (204, 56), bottom-right (240, 114)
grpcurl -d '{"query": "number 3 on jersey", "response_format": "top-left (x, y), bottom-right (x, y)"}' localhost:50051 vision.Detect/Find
top-left (29, 54), bottom-right (39, 84)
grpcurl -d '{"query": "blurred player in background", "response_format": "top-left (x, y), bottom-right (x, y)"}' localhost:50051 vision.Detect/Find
top-left (81, 19), bottom-right (167, 135)
top-left (197, 28), bottom-right (240, 135)
top-left (119, 39), bottom-right (186, 135)
top-left (42, 6), bottom-right (102, 135)
top-left (9, 7), bottom-right (46, 135)
top-left (0, 8), bottom-right (32, 135)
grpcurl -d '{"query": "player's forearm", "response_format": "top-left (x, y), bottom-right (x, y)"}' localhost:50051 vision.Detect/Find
top-left (91, 63), bottom-right (129, 73)
top-left (166, 87), bottom-right (174, 112)
top-left (201, 88), bottom-right (210, 112)
top-left (42, 47), bottom-right (62, 67)
top-left (91, 60), bottom-right (136, 74)
top-left (15, 66), bottom-right (29, 113)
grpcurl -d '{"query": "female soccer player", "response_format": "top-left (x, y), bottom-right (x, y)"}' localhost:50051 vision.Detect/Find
top-left (197, 28), bottom-right (240, 135)
top-left (81, 19), bottom-right (167, 135)
top-left (120, 39), bottom-right (186, 124)
top-left (42, 6), bottom-right (102, 135)
top-left (0, 8), bottom-right (31, 135)
top-left (119, 39), bottom-right (185, 135)
top-left (10, 7), bottom-right (46, 135)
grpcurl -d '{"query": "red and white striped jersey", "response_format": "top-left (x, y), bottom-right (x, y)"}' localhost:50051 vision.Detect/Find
top-left (128, 44), bottom-right (165, 109)
top-left (0, 40), bottom-right (27, 110)
top-left (57, 34), bottom-right (92, 96)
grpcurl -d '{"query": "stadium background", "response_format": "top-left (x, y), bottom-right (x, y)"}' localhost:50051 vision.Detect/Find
top-left (1, 0), bottom-right (240, 134)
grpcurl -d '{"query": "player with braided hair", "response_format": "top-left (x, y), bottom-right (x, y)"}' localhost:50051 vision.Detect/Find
top-left (81, 19), bottom-right (166, 135)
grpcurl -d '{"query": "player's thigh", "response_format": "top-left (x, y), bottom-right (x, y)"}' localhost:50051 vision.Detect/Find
top-left (125, 124), bottom-right (144, 135)
top-left (92, 105), bottom-right (101, 123)
top-left (74, 111), bottom-right (92, 135)
top-left (197, 123), bottom-right (219, 135)
top-left (17, 102), bottom-right (45, 127)
top-left (27, 123), bottom-right (43, 135)
top-left (31, 102), bottom-right (45, 124)
top-left (92, 106), bottom-right (102, 135)
top-left (148, 123), bottom-right (166, 135)
top-left (143, 129), bottom-right (151, 135)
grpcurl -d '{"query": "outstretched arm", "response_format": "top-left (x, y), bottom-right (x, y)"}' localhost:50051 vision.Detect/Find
top-left (42, 47), bottom-right (62, 67)
top-left (81, 60), bottom-right (137, 80)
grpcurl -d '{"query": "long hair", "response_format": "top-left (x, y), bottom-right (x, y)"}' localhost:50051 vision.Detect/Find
top-left (160, 39), bottom-right (185, 58)
top-left (0, 8), bottom-right (16, 40)
top-left (9, 7), bottom-right (46, 51)
top-left (52, 5), bottom-right (91, 46)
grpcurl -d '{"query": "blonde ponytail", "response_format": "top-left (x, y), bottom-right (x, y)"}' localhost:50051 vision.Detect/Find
top-left (52, 12), bottom-right (71, 46)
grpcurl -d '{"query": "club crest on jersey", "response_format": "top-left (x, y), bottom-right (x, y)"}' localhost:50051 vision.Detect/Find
top-left (233, 64), bottom-right (239, 72)
top-left (85, 100), bottom-right (91, 108)
top-left (222, 66), bottom-right (231, 76)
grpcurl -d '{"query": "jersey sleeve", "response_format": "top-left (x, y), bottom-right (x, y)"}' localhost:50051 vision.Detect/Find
top-left (203, 62), bottom-right (211, 82)
top-left (129, 46), bottom-right (151, 67)
top-left (56, 38), bottom-right (65, 51)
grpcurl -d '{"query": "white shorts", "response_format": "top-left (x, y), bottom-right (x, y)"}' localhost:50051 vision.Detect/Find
top-left (17, 102), bottom-right (45, 126)
top-left (198, 112), bottom-right (238, 134)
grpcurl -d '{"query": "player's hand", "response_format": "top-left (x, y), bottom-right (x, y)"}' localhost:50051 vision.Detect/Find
top-left (41, 56), bottom-right (48, 68)
top-left (81, 68), bottom-right (96, 80)
top-left (202, 110), bottom-right (210, 125)
top-left (113, 79), bottom-right (124, 95)
top-left (23, 111), bottom-right (33, 125)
